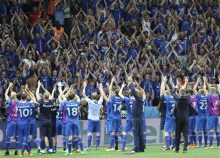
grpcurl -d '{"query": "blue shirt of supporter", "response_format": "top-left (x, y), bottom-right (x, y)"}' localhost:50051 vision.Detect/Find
top-left (111, 7), bottom-right (124, 24)
top-left (20, 36), bottom-right (30, 48)
top-left (181, 19), bottom-right (191, 32)
top-left (40, 76), bottom-right (50, 90)
top-left (32, 37), bottom-right (45, 54)
top-left (153, 81), bottom-right (161, 97)
top-left (127, 46), bottom-right (138, 60)
top-left (55, 7), bottom-right (64, 25)
top-left (0, 3), bottom-right (7, 16)
top-left (179, 38), bottom-right (189, 55)
top-left (99, 45), bottom-right (109, 61)
top-left (49, 76), bottom-right (58, 90)
top-left (141, 80), bottom-right (153, 93)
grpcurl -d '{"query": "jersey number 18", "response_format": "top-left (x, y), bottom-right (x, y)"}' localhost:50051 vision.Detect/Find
top-left (67, 107), bottom-right (78, 116)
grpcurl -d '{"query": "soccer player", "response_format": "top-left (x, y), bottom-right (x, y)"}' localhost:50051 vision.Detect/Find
top-left (118, 83), bottom-right (135, 151)
top-left (51, 101), bottom-right (58, 153)
top-left (55, 101), bottom-right (67, 151)
top-left (59, 85), bottom-right (85, 155)
top-left (194, 77), bottom-right (209, 147)
top-left (36, 81), bottom-right (55, 154)
top-left (17, 88), bottom-right (37, 156)
top-left (82, 81), bottom-right (103, 150)
top-left (188, 89), bottom-right (198, 148)
top-left (105, 77), bottom-right (123, 151)
top-left (25, 85), bottom-right (41, 152)
top-left (160, 76), bottom-right (176, 150)
top-left (206, 81), bottom-right (220, 148)
top-left (3, 83), bottom-right (19, 156)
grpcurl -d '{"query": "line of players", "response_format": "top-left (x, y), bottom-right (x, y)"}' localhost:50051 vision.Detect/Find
top-left (160, 76), bottom-right (220, 151)
top-left (3, 75), bottom-right (220, 156)
top-left (2, 76), bottom-right (148, 156)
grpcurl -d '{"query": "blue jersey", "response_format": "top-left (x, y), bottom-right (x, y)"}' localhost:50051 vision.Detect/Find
top-left (61, 100), bottom-right (80, 123)
top-left (124, 97), bottom-right (135, 121)
top-left (196, 94), bottom-right (210, 116)
top-left (29, 102), bottom-right (36, 121)
top-left (106, 101), bottom-right (112, 120)
top-left (56, 107), bottom-right (63, 121)
top-left (110, 96), bottom-right (122, 120)
top-left (164, 95), bottom-right (176, 118)
top-left (17, 101), bottom-right (32, 124)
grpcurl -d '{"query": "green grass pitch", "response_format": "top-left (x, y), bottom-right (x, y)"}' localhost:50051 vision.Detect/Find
top-left (1, 146), bottom-right (220, 158)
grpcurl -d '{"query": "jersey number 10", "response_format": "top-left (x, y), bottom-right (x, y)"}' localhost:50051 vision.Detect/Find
top-left (19, 109), bottom-right (32, 117)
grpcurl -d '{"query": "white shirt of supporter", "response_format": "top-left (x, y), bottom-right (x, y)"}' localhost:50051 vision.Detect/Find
top-left (22, 59), bottom-right (36, 68)
top-left (86, 97), bottom-right (103, 121)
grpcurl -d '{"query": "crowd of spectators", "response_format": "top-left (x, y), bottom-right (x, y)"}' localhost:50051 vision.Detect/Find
top-left (0, 0), bottom-right (219, 120)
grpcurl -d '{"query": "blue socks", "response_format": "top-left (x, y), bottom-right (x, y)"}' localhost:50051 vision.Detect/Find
top-left (198, 132), bottom-right (202, 146)
top-left (6, 137), bottom-right (10, 152)
top-left (110, 135), bottom-right (115, 148)
top-left (193, 131), bottom-right (197, 145)
top-left (121, 135), bottom-right (127, 150)
top-left (22, 138), bottom-right (30, 153)
top-left (67, 140), bottom-right (72, 153)
top-left (28, 140), bottom-right (31, 151)
top-left (88, 135), bottom-right (92, 148)
top-left (73, 138), bottom-right (79, 150)
top-left (209, 132), bottom-right (214, 146)
top-left (165, 136), bottom-right (171, 148)
top-left (189, 131), bottom-right (193, 145)
top-left (115, 136), bottom-right (118, 148)
top-left (96, 136), bottom-right (100, 148)
top-left (217, 132), bottom-right (220, 146)
top-left (15, 136), bottom-right (19, 152)
top-left (78, 138), bottom-right (84, 151)
top-left (204, 131), bottom-right (208, 146)
top-left (62, 137), bottom-right (66, 149)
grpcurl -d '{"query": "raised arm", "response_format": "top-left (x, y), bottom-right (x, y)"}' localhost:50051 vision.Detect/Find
top-left (193, 77), bottom-right (201, 94)
top-left (82, 81), bottom-right (88, 98)
top-left (40, 83), bottom-right (52, 99)
top-left (36, 81), bottom-right (41, 101)
top-left (203, 76), bottom-right (208, 94)
top-left (160, 76), bottom-right (167, 96)
top-left (109, 77), bottom-right (115, 97)
top-left (97, 83), bottom-right (109, 102)
top-left (25, 88), bottom-right (37, 103)
top-left (51, 85), bottom-right (57, 100)
top-left (180, 77), bottom-right (189, 90)
top-left (127, 75), bottom-right (143, 102)
top-left (118, 83), bottom-right (126, 100)
top-left (5, 83), bottom-right (14, 100)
